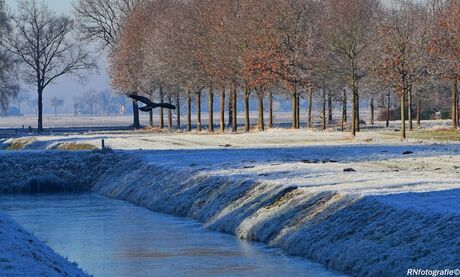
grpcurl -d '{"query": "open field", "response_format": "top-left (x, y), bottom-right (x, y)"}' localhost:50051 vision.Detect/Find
top-left (1, 118), bottom-right (460, 276)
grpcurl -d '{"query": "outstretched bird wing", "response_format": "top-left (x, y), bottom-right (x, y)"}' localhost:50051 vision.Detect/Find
top-left (139, 106), bottom-right (153, 112)
top-left (127, 94), bottom-right (153, 105)
top-left (153, 103), bottom-right (176, 110)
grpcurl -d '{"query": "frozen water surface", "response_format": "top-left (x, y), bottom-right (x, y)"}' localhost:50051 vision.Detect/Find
top-left (0, 194), bottom-right (345, 277)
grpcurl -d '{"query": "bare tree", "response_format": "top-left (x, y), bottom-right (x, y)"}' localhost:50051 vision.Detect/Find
top-left (82, 90), bottom-right (98, 116)
top-left (98, 89), bottom-right (116, 115)
top-left (73, 96), bottom-right (81, 117)
top-left (2, 0), bottom-right (96, 131)
top-left (49, 96), bottom-right (64, 117)
top-left (74, 0), bottom-right (140, 49)
top-left (323, 0), bottom-right (382, 136)
top-left (0, 0), bottom-right (19, 113)
top-left (14, 90), bottom-right (30, 114)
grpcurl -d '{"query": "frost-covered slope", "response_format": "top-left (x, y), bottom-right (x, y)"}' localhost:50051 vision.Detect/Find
top-left (89, 145), bottom-right (460, 277)
top-left (0, 213), bottom-right (89, 277)
top-left (1, 144), bottom-right (459, 276)
top-left (0, 151), bottom-right (123, 193)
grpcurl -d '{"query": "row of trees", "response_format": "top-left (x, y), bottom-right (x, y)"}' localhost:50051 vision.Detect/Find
top-left (1, 88), bottom-right (129, 117)
top-left (1, 0), bottom-right (458, 137)
top-left (74, 90), bottom-right (130, 116)
top-left (103, 0), bottom-right (459, 139)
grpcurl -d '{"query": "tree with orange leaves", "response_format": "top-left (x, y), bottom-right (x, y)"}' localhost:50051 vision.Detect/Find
top-left (323, 0), bottom-right (382, 136)
top-left (373, 1), bottom-right (431, 139)
top-left (109, 3), bottom-right (148, 128)
top-left (242, 0), bottom-right (321, 131)
top-left (430, 0), bottom-right (460, 128)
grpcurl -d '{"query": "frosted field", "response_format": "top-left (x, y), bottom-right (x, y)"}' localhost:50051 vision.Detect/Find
top-left (2, 126), bottom-right (460, 205)
top-left (0, 112), bottom-right (455, 130)
top-left (1, 120), bottom-right (460, 276)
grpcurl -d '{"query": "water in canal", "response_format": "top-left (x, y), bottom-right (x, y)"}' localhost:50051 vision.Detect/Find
top-left (0, 194), bottom-right (344, 277)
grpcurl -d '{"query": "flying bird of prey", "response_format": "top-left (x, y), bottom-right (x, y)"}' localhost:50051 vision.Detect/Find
top-left (128, 94), bottom-right (176, 112)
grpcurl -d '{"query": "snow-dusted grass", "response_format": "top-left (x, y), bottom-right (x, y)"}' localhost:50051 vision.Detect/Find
top-left (2, 120), bottom-right (459, 152)
top-left (0, 212), bottom-right (89, 277)
top-left (406, 129), bottom-right (460, 142)
top-left (1, 136), bottom-right (459, 276)
top-left (1, 124), bottom-right (459, 276)
top-left (0, 151), bottom-right (122, 193)
top-left (89, 145), bottom-right (460, 276)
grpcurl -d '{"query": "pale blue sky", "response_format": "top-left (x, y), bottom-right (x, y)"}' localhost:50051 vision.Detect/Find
top-left (6, 0), bottom-right (72, 14)
top-left (5, 0), bottom-right (109, 114)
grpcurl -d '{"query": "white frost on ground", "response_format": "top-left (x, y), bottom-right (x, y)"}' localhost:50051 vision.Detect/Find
top-left (88, 145), bottom-right (460, 276)
top-left (2, 125), bottom-right (458, 151)
top-left (0, 212), bottom-right (89, 277)
top-left (82, 134), bottom-right (458, 276)
top-left (1, 129), bottom-right (460, 276)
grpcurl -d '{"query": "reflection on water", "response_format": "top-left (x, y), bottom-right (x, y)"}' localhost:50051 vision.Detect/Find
top-left (0, 194), bottom-right (344, 277)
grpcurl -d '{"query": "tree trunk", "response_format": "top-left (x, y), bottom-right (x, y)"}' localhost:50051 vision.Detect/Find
top-left (356, 91), bottom-right (360, 132)
top-left (308, 88), bottom-right (313, 128)
top-left (408, 85), bottom-right (413, 131)
top-left (220, 88), bottom-right (225, 132)
top-left (342, 90), bottom-right (347, 132)
top-left (401, 92), bottom-right (406, 140)
top-left (291, 92), bottom-right (297, 129)
top-left (416, 95), bottom-right (421, 128)
top-left (269, 91), bottom-right (273, 128)
top-left (322, 89), bottom-right (326, 130)
top-left (176, 94), bottom-right (181, 129)
top-left (232, 88), bottom-right (237, 132)
top-left (370, 96), bottom-right (375, 126)
top-left (149, 111), bottom-right (153, 128)
top-left (148, 93), bottom-right (155, 127)
top-left (452, 79), bottom-right (458, 129)
top-left (196, 91), bottom-right (202, 132)
top-left (208, 89), bottom-right (214, 132)
top-left (328, 93), bottom-right (333, 125)
top-left (351, 79), bottom-right (357, 136)
top-left (159, 88), bottom-right (164, 129)
top-left (457, 80), bottom-right (459, 127)
top-left (187, 91), bottom-right (191, 131)
top-left (351, 76), bottom-right (359, 137)
top-left (167, 95), bottom-right (173, 129)
top-left (386, 91), bottom-right (391, 128)
top-left (258, 90), bottom-right (264, 131)
top-left (296, 93), bottom-right (300, 128)
top-left (244, 88), bottom-right (250, 132)
top-left (457, 81), bottom-right (460, 128)
top-left (37, 88), bottom-right (43, 132)
top-left (132, 100), bottom-right (141, 129)
top-left (228, 92), bottom-right (233, 129)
